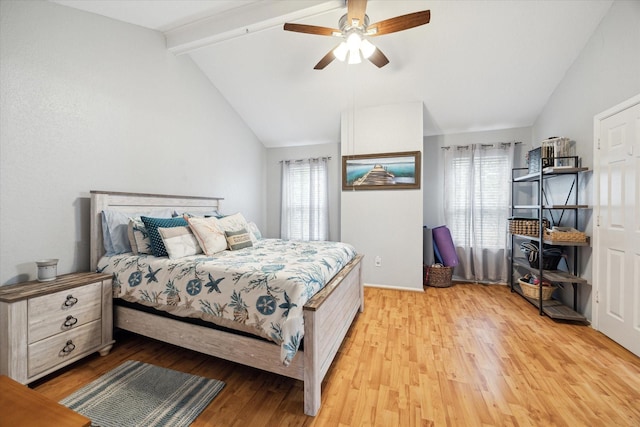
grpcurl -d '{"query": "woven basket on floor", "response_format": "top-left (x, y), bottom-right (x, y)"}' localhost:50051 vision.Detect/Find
top-left (427, 264), bottom-right (453, 288)
top-left (518, 278), bottom-right (556, 300)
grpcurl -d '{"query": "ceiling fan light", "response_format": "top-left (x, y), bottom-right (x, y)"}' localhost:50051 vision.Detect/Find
top-left (360, 39), bottom-right (376, 59)
top-left (346, 32), bottom-right (361, 50)
top-left (333, 42), bottom-right (348, 62)
top-left (348, 50), bottom-right (362, 65)
top-left (346, 33), bottom-right (361, 64)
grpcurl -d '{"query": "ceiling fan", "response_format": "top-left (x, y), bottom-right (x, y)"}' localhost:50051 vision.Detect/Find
top-left (283, 0), bottom-right (430, 70)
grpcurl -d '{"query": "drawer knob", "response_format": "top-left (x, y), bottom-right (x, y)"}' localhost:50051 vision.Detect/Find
top-left (63, 294), bottom-right (78, 307)
top-left (63, 315), bottom-right (78, 328)
top-left (60, 340), bottom-right (76, 356)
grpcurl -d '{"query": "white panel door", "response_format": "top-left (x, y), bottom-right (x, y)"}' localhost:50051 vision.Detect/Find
top-left (594, 96), bottom-right (640, 357)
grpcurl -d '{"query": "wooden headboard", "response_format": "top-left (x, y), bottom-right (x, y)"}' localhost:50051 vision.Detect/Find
top-left (90, 191), bottom-right (224, 271)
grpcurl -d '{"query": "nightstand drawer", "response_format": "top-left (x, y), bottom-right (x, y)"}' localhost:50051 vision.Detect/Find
top-left (28, 320), bottom-right (102, 377)
top-left (28, 281), bottom-right (102, 344)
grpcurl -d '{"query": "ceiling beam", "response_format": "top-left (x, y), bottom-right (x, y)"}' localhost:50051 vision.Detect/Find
top-left (166, 0), bottom-right (344, 55)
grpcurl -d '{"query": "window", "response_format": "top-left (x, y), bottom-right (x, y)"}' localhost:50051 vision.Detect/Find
top-left (443, 143), bottom-right (514, 282)
top-left (446, 152), bottom-right (511, 248)
top-left (281, 158), bottom-right (329, 241)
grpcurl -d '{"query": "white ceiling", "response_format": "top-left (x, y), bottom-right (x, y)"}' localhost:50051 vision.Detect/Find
top-left (51, 0), bottom-right (613, 147)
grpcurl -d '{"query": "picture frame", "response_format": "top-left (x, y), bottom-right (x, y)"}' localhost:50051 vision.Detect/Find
top-left (342, 151), bottom-right (421, 191)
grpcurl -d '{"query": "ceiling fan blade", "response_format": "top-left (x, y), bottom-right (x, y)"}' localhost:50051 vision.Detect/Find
top-left (367, 48), bottom-right (389, 68)
top-left (314, 49), bottom-right (337, 70)
top-left (367, 10), bottom-right (430, 36)
top-left (347, 0), bottom-right (367, 27)
top-left (283, 23), bottom-right (340, 36)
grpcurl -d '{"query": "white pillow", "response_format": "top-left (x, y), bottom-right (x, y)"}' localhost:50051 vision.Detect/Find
top-left (158, 226), bottom-right (202, 259)
top-left (185, 216), bottom-right (227, 255)
top-left (217, 213), bottom-right (258, 244)
top-left (247, 222), bottom-right (262, 240)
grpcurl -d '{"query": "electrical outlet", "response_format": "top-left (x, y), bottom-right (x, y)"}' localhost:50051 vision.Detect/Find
top-left (374, 256), bottom-right (382, 267)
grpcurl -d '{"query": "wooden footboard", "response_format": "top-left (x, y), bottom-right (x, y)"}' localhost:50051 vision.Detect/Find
top-left (304, 253), bottom-right (364, 415)
top-left (90, 190), bottom-right (364, 416)
top-left (113, 254), bottom-right (363, 416)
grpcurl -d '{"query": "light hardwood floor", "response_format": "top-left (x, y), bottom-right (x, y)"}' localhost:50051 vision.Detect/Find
top-left (33, 285), bottom-right (640, 426)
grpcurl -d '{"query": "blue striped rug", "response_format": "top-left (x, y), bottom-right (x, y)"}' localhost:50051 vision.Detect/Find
top-left (60, 360), bottom-right (225, 427)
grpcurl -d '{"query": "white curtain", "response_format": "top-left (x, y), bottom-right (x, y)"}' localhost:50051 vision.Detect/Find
top-left (443, 143), bottom-right (514, 283)
top-left (281, 157), bottom-right (329, 241)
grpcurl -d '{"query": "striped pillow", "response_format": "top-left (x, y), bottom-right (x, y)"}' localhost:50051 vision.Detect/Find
top-left (225, 228), bottom-right (253, 251)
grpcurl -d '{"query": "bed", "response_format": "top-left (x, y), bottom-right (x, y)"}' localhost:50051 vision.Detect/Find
top-left (89, 190), bottom-right (364, 416)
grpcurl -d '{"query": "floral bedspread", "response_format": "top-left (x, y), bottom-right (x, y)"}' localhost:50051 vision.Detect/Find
top-left (98, 239), bottom-right (356, 365)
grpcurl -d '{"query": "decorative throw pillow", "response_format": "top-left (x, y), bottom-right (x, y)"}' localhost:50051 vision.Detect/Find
top-left (216, 213), bottom-right (258, 244)
top-left (128, 217), bottom-right (153, 255)
top-left (127, 219), bottom-right (139, 255)
top-left (225, 228), bottom-right (253, 251)
top-left (158, 226), bottom-right (202, 259)
top-left (140, 216), bottom-right (188, 257)
top-left (185, 216), bottom-right (227, 256)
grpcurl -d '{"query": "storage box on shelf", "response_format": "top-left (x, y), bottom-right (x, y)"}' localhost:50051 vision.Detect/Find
top-left (544, 227), bottom-right (588, 243)
top-left (509, 153), bottom-right (590, 322)
top-left (508, 218), bottom-right (550, 237)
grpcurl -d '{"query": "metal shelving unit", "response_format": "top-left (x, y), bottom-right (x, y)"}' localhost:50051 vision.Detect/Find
top-left (509, 156), bottom-right (590, 322)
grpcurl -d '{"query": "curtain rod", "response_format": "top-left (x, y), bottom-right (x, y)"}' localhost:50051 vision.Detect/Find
top-left (279, 156), bottom-right (332, 163)
top-left (441, 141), bottom-right (522, 150)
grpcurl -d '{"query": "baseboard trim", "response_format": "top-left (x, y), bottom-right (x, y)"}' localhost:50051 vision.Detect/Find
top-left (364, 283), bottom-right (425, 292)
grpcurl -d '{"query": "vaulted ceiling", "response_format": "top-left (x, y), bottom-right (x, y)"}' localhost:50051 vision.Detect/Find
top-left (50, 0), bottom-right (613, 147)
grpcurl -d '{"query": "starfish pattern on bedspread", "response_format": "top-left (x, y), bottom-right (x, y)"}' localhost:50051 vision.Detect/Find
top-left (98, 238), bottom-right (356, 365)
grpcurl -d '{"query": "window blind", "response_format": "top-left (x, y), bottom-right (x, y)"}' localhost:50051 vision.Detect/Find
top-left (281, 158), bottom-right (329, 241)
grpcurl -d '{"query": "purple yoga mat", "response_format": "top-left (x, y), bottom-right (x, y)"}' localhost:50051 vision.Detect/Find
top-left (432, 226), bottom-right (459, 267)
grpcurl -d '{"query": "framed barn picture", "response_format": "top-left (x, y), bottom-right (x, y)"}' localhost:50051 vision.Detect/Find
top-left (342, 151), bottom-right (421, 191)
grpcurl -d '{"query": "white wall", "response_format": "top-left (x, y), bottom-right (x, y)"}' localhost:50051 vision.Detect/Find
top-left (531, 0), bottom-right (640, 320)
top-left (265, 143), bottom-right (341, 241)
top-left (0, 1), bottom-right (266, 285)
top-left (533, 0), bottom-right (640, 166)
top-left (341, 102), bottom-right (423, 290)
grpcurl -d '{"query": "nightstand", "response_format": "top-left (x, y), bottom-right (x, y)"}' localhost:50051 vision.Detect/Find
top-left (0, 272), bottom-right (114, 384)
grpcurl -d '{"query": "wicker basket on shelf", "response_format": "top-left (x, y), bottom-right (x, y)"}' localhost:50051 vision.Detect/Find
top-left (509, 218), bottom-right (550, 237)
top-left (518, 278), bottom-right (556, 300)
top-left (544, 227), bottom-right (587, 243)
top-left (426, 264), bottom-right (453, 288)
